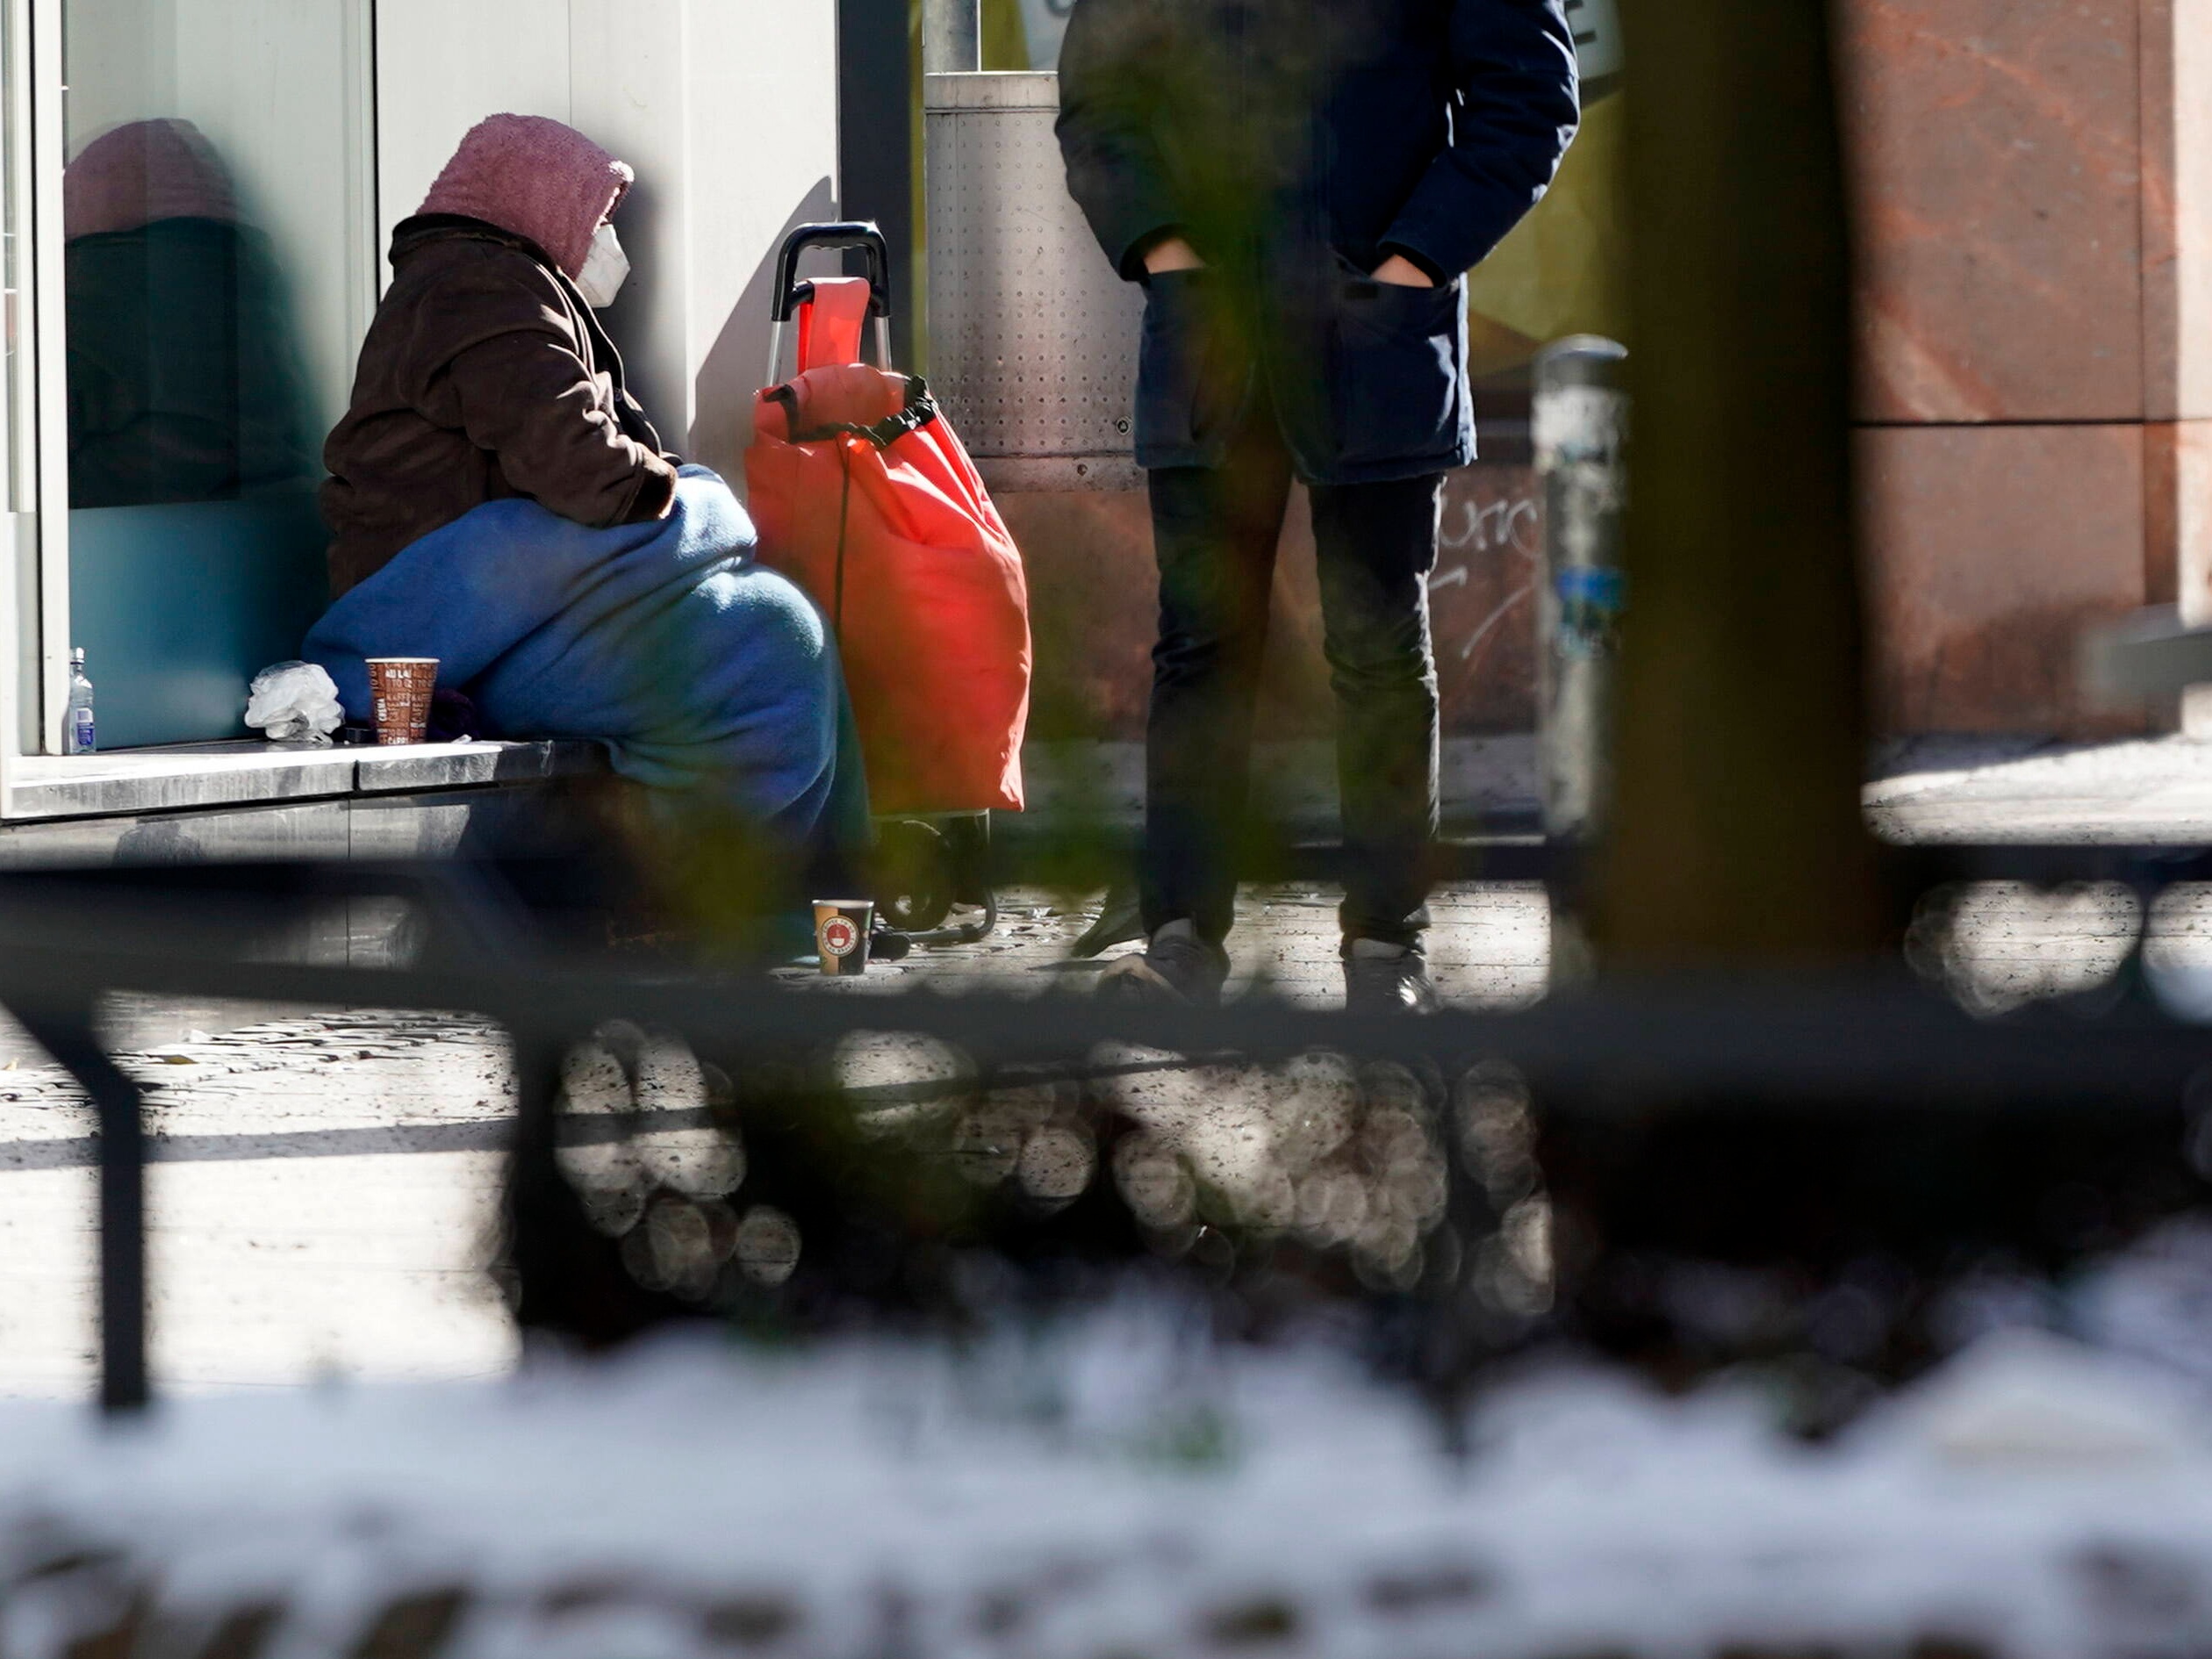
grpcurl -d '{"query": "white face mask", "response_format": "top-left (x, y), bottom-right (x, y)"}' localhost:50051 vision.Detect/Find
top-left (576, 222), bottom-right (629, 308)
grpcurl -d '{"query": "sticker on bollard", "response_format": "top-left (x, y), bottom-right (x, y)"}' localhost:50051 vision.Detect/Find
top-left (1555, 566), bottom-right (1627, 656)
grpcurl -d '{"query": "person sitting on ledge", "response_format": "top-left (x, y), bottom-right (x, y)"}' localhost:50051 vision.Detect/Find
top-left (308, 112), bottom-right (866, 917)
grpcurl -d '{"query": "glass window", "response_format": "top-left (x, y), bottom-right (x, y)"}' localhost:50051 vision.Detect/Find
top-left (1009, 0), bottom-right (1074, 69)
top-left (61, 0), bottom-right (370, 747)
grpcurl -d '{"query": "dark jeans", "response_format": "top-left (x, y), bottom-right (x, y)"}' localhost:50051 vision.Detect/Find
top-left (1141, 412), bottom-right (1441, 951)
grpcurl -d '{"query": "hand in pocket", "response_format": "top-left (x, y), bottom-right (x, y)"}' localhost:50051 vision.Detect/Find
top-left (1135, 268), bottom-right (1251, 469)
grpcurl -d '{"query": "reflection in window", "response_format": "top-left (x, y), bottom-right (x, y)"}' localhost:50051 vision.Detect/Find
top-left (63, 117), bottom-right (312, 506)
top-left (1011, 0), bottom-right (1074, 68)
top-left (59, 2), bottom-right (370, 748)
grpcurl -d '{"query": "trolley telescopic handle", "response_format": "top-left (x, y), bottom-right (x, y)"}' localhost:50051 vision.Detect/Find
top-left (765, 221), bottom-right (896, 385)
top-left (771, 222), bottom-right (892, 321)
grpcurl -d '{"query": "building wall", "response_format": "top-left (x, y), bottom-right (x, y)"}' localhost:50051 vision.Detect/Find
top-left (1008, 464), bottom-right (1541, 744)
top-left (374, 0), bottom-right (839, 485)
top-left (65, 0), bottom-right (373, 433)
top-left (998, 1), bottom-right (2212, 743)
top-left (44, 3), bottom-right (2193, 751)
top-left (58, 0), bottom-right (374, 747)
top-left (1838, 0), bottom-right (2207, 736)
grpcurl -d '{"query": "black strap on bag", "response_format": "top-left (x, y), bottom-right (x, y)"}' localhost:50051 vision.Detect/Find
top-left (765, 374), bottom-right (938, 640)
top-left (834, 446), bottom-right (852, 636)
top-left (770, 373), bottom-right (939, 449)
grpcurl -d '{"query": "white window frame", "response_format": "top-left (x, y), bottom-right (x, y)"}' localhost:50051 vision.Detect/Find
top-left (0, 0), bottom-right (380, 793)
top-left (0, 0), bottom-right (50, 798)
top-left (26, 0), bottom-right (62, 762)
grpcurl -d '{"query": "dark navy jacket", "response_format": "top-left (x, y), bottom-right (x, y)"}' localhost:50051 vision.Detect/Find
top-left (1057, 0), bottom-right (1578, 483)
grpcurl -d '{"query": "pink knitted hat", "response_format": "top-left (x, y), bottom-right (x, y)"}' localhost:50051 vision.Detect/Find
top-left (417, 113), bottom-right (632, 278)
top-left (65, 118), bottom-right (239, 240)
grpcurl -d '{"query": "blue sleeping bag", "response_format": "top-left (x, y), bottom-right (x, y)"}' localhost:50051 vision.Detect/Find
top-left (305, 466), bottom-right (867, 848)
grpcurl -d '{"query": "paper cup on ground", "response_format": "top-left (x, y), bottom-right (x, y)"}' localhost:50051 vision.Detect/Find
top-left (814, 901), bottom-right (874, 976)
top-left (366, 657), bottom-right (437, 744)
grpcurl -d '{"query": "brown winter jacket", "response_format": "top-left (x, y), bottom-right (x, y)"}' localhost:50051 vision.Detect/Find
top-left (320, 215), bottom-right (679, 596)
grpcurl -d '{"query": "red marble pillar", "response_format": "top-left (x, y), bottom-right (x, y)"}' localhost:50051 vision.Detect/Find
top-left (2140, 0), bottom-right (2212, 730)
top-left (1839, 0), bottom-right (2157, 735)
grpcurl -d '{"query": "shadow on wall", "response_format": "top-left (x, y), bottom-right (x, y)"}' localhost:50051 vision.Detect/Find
top-left (591, 165), bottom-right (681, 446)
top-left (689, 177), bottom-right (842, 491)
top-left (65, 118), bottom-right (315, 506)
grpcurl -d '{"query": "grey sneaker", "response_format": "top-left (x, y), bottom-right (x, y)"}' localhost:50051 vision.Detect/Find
top-left (1343, 938), bottom-right (1440, 1015)
top-left (1098, 919), bottom-right (1230, 1008)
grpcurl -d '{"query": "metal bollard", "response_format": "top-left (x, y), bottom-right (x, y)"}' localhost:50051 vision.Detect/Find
top-left (1533, 336), bottom-right (1629, 847)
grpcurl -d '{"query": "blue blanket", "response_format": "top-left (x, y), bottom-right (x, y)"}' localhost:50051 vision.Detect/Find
top-left (305, 467), bottom-right (866, 849)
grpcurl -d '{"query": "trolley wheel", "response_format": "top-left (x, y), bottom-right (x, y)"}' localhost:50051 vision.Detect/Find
top-left (873, 817), bottom-right (953, 933)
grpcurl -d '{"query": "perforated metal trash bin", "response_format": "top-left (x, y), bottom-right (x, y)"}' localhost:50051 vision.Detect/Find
top-left (923, 70), bottom-right (1144, 492)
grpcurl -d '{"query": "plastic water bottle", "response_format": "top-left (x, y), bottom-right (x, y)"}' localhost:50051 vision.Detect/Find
top-left (63, 647), bottom-right (94, 755)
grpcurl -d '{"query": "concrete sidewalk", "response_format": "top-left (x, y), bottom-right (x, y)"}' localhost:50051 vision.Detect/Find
top-left (778, 882), bottom-right (1548, 1007)
top-left (1868, 735), bottom-right (2212, 843)
top-left (0, 880), bottom-right (1553, 1400)
top-left (1024, 732), bottom-right (2212, 845)
top-left (6, 736), bottom-right (2212, 1402)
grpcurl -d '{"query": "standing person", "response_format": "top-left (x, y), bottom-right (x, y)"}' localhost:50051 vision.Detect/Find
top-left (1058, 0), bottom-right (1577, 1011)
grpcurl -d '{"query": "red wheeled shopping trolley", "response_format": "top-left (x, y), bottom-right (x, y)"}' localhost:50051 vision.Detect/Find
top-left (746, 223), bottom-right (1031, 941)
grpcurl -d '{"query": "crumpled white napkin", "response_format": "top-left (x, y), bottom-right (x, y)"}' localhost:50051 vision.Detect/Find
top-left (245, 660), bottom-right (344, 743)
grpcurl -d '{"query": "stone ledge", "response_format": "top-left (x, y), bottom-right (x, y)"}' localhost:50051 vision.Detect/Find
top-left (4, 738), bottom-right (607, 823)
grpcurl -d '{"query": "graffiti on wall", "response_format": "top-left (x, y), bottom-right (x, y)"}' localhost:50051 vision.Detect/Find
top-left (1002, 463), bottom-right (1544, 741)
top-left (1431, 464), bottom-right (1542, 730)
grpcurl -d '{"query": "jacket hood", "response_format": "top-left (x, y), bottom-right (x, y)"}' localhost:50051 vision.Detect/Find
top-left (65, 118), bottom-right (239, 241)
top-left (416, 113), bottom-right (631, 280)
top-left (389, 213), bottom-right (556, 273)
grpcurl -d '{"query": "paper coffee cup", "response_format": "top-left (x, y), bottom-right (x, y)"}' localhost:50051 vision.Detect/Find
top-left (813, 900), bottom-right (874, 976)
top-left (365, 657), bottom-right (438, 745)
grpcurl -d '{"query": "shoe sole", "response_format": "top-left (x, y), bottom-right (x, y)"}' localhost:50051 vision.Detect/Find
top-left (1098, 953), bottom-right (1193, 1006)
top-left (1100, 952), bottom-right (1232, 1009)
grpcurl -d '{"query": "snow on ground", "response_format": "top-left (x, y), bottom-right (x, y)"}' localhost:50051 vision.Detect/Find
top-left (4, 1314), bottom-right (2212, 1659)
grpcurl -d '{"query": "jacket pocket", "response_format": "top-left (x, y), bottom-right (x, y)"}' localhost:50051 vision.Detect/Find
top-left (1328, 269), bottom-right (1465, 472)
top-left (1134, 269), bottom-right (1246, 470)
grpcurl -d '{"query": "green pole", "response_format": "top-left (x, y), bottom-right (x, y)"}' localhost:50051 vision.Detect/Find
top-left (1594, 0), bottom-right (1885, 964)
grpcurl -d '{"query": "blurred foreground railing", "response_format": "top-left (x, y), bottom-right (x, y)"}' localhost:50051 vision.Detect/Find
top-left (1, 851), bottom-right (2208, 1419)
